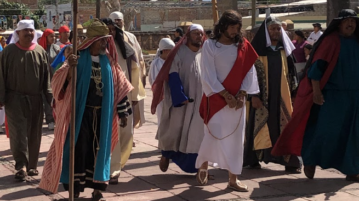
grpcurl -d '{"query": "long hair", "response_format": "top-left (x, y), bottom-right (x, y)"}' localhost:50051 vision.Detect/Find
top-left (212, 10), bottom-right (243, 46)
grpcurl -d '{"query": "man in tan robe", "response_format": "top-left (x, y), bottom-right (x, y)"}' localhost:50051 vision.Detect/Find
top-left (108, 13), bottom-right (146, 184)
top-left (0, 20), bottom-right (52, 180)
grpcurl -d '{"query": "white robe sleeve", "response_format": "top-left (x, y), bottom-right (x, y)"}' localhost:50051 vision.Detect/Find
top-left (149, 58), bottom-right (160, 86)
top-left (200, 41), bottom-right (225, 96)
top-left (240, 65), bottom-right (260, 94)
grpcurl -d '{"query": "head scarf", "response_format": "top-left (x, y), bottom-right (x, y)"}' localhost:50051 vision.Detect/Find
top-left (251, 16), bottom-right (295, 57)
top-left (10, 20), bottom-right (38, 44)
top-left (38, 29), bottom-right (55, 49)
top-left (0, 36), bottom-right (6, 48)
top-left (155, 38), bottom-right (175, 58)
top-left (78, 18), bottom-right (118, 62)
top-left (36, 30), bottom-right (43, 40)
top-left (151, 24), bottom-right (206, 114)
top-left (304, 9), bottom-right (359, 72)
top-left (101, 18), bottom-right (135, 60)
top-left (59, 25), bottom-right (70, 33)
top-left (51, 44), bottom-right (72, 69)
top-left (109, 11), bottom-right (124, 21)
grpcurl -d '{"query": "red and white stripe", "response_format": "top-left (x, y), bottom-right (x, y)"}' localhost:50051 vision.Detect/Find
top-left (39, 57), bottom-right (133, 193)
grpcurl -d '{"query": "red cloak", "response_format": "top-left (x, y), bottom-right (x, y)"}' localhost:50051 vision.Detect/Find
top-left (199, 39), bottom-right (258, 124)
top-left (271, 32), bottom-right (341, 156)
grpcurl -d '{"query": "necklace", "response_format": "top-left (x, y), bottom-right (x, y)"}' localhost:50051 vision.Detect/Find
top-left (91, 64), bottom-right (103, 96)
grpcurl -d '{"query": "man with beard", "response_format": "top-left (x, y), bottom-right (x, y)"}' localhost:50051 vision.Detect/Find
top-left (151, 24), bottom-right (205, 174)
top-left (0, 20), bottom-right (52, 180)
top-left (109, 11), bottom-right (146, 131)
top-left (39, 19), bottom-right (133, 200)
top-left (195, 10), bottom-right (259, 191)
top-left (101, 18), bottom-right (137, 185)
top-left (243, 16), bottom-right (301, 173)
top-left (273, 9), bottom-right (359, 181)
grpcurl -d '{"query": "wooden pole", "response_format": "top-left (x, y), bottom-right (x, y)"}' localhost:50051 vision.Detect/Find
top-left (251, 0), bottom-right (256, 28)
top-left (211, 0), bottom-right (219, 25)
top-left (96, 0), bottom-right (101, 18)
top-left (69, 0), bottom-right (78, 200)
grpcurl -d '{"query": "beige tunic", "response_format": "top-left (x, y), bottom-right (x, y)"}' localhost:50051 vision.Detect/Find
top-left (156, 45), bottom-right (204, 153)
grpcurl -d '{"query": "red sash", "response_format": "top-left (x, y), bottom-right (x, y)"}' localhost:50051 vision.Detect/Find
top-left (199, 39), bottom-right (258, 124)
top-left (271, 32), bottom-right (340, 156)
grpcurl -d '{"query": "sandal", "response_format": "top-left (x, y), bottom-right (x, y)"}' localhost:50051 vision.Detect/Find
top-left (159, 156), bottom-right (169, 172)
top-left (27, 169), bottom-right (39, 176)
top-left (15, 169), bottom-right (27, 181)
top-left (196, 169), bottom-right (208, 185)
top-left (109, 174), bottom-right (119, 185)
top-left (92, 191), bottom-right (105, 201)
top-left (227, 180), bottom-right (249, 192)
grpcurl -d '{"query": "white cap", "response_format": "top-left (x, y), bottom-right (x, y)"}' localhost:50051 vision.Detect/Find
top-left (109, 11), bottom-right (124, 22)
top-left (189, 24), bottom-right (204, 32)
top-left (10, 20), bottom-right (38, 44)
top-left (159, 38), bottom-right (175, 51)
top-left (36, 30), bottom-right (43, 39)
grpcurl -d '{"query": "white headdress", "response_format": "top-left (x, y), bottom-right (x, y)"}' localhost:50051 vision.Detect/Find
top-left (190, 24), bottom-right (204, 32)
top-left (109, 11), bottom-right (124, 21)
top-left (10, 20), bottom-right (38, 44)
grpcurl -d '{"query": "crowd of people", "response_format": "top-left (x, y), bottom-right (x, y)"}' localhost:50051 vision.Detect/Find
top-left (0, 8), bottom-right (358, 201)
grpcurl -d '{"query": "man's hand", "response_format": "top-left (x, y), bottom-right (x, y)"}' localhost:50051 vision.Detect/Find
top-left (235, 95), bottom-right (245, 110)
top-left (225, 94), bottom-right (237, 108)
top-left (251, 96), bottom-right (263, 109)
top-left (120, 117), bottom-right (127, 128)
top-left (313, 91), bottom-right (324, 105)
top-left (67, 54), bottom-right (79, 81)
top-left (132, 101), bottom-right (138, 106)
top-left (311, 80), bottom-right (324, 105)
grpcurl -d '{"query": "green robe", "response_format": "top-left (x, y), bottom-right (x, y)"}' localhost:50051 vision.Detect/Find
top-left (0, 43), bottom-right (51, 171)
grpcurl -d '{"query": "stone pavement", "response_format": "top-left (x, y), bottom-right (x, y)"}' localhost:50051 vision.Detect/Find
top-left (1, 85), bottom-right (359, 201)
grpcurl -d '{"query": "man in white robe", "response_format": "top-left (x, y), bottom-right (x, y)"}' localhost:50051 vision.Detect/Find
top-left (151, 24), bottom-right (205, 174)
top-left (149, 38), bottom-right (175, 125)
top-left (195, 10), bottom-right (259, 192)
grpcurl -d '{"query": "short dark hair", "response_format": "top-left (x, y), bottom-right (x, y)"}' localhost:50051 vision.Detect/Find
top-left (175, 27), bottom-right (183, 36)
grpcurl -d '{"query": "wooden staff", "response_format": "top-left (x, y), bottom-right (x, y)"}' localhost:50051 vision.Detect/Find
top-left (69, 0), bottom-right (78, 200)
top-left (211, 0), bottom-right (219, 24)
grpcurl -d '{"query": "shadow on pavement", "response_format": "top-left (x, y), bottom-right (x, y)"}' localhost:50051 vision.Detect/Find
top-left (249, 178), bottom-right (353, 200)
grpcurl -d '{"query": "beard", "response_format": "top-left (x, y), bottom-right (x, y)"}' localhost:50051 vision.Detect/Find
top-left (191, 42), bottom-right (202, 48)
top-left (99, 47), bottom-right (107, 55)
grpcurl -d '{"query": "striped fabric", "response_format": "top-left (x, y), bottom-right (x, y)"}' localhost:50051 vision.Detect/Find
top-left (39, 55), bottom-right (133, 193)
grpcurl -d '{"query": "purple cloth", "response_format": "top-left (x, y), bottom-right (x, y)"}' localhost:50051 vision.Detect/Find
top-left (6, 34), bottom-right (12, 44)
top-left (292, 40), bottom-right (307, 63)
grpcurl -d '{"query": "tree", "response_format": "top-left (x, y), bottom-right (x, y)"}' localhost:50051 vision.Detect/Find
top-left (0, 1), bottom-right (46, 29)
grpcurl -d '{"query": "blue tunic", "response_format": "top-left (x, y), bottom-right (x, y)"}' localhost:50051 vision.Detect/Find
top-left (302, 36), bottom-right (359, 175)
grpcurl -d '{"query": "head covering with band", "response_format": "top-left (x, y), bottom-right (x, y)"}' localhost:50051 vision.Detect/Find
top-left (10, 20), bottom-right (38, 44)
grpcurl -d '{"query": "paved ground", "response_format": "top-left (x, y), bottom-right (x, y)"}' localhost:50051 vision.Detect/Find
top-left (1, 85), bottom-right (359, 201)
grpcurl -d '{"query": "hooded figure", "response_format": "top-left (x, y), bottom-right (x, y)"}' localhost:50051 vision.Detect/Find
top-left (272, 9), bottom-right (359, 181)
top-left (39, 19), bottom-right (133, 199)
top-left (101, 17), bottom-right (139, 185)
top-left (243, 16), bottom-right (301, 173)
